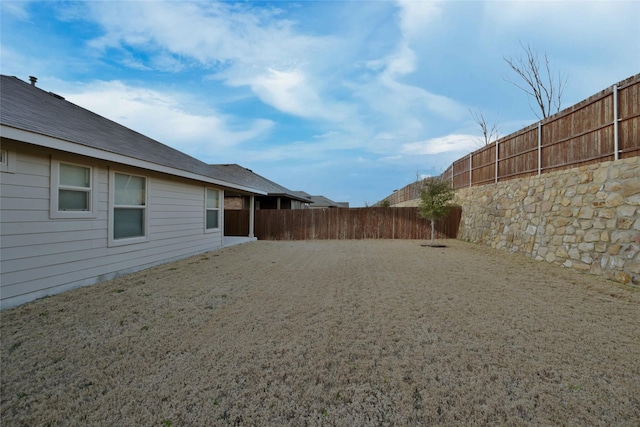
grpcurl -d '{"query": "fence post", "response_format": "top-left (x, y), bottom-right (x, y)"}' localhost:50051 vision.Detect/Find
top-left (450, 164), bottom-right (454, 186)
top-left (392, 208), bottom-right (396, 240)
top-left (613, 83), bottom-right (619, 160)
top-left (495, 139), bottom-right (499, 184)
top-left (537, 121), bottom-right (542, 175)
top-left (469, 153), bottom-right (472, 188)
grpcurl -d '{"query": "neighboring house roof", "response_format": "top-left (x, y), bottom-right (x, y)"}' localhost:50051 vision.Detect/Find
top-left (212, 164), bottom-right (313, 203)
top-left (0, 75), bottom-right (265, 195)
top-left (293, 191), bottom-right (349, 208)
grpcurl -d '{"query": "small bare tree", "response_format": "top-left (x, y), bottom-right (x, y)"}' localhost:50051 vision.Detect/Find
top-left (469, 108), bottom-right (499, 146)
top-left (504, 43), bottom-right (568, 119)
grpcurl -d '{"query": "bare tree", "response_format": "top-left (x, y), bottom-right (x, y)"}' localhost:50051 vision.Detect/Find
top-left (504, 43), bottom-right (568, 119)
top-left (469, 108), bottom-right (499, 146)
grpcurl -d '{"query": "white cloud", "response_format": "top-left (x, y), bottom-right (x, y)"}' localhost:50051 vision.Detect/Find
top-left (381, 44), bottom-right (417, 78)
top-left (351, 73), bottom-right (467, 140)
top-left (348, 0), bottom-right (464, 133)
top-left (230, 67), bottom-right (346, 121)
top-left (0, 45), bottom-right (33, 77)
top-left (83, 1), bottom-right (345, 121)
top-left (377, 155), bottom-right (403, 162)
top-left (481, 1), bottom-right (640, 84)
top-left (1, 1), bottom-right (32, 20)
top-left (483, 0), bottom-right (636, 39)
top-left (70, 0), bottom-right (468, 145)
top-left (396, 0), bottom-right (442, 41)
top-left (385, 0), bottom-right (442, 79)
top-left (401, 134), bottom-right (478, 156)
top-left (55, 80), bottom-right (273, 157)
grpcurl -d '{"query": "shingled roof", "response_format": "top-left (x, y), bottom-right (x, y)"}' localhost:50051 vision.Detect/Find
top-left (0, 75), bottom-right (264, 194)
top-left (211, 164), bottom-right (313, 203)
top-left (292, 191), bottom-right (348, 208)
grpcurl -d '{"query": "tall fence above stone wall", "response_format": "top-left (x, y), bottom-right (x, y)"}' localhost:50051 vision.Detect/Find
top-left (381, 73), bottom-right (639, 206)
top-left (443, 73), bottom-right (639, 190)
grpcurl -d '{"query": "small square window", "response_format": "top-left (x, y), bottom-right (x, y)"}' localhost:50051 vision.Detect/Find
top-left (58, 163), bottom-right (91, 211)
top-left (50, 160), bottom-right (96, 218)
top-left (0, 148), bottom-right (16, 173)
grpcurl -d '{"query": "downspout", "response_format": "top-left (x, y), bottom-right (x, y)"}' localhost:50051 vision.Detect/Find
top-left (221, 189), bottom-right (225, 246)
top-left (249, 195), bottom-right (255, 238)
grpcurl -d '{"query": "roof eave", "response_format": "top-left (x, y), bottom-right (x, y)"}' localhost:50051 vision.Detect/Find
top-left (264, 192), bottom-right (313, 203)
top-left (0, 125), bottom-right (267, 195)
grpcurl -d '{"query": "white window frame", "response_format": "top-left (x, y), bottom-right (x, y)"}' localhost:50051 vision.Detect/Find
top-left (50, 159), bottom-right (97, 219)
top-left (108, 170), bottom-right (148, 246)
top-left (0, 148), bottom-right (17, 173)
top-left (205, 187), bottom-right (221, 232)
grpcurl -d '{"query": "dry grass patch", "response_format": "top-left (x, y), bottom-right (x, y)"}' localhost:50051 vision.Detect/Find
top-left (1, 240), bottom-right (639, 426)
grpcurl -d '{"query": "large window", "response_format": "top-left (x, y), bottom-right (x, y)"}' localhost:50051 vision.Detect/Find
top-left (205, 188), bottom-right (220, 230)
top-left (111, 171), bottom-right (147, 243)
top-left (50, 160), bottom-right (96, 219)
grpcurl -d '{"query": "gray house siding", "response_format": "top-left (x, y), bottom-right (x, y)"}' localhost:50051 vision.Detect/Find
top-left (1, 141), bottom-right (225, 309)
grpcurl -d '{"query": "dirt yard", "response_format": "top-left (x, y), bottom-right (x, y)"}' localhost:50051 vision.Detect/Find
top-left (1, 240), bottom-right (639, 426)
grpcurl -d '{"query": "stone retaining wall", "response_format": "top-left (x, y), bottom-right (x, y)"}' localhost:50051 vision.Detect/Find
top-left (455, 157), bottom-right (640, 286)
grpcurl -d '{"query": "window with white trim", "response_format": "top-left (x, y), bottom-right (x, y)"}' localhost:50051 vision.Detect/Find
top-left (111, 171), bottom-right (147, 242)
top-left (0, 148), bottom-right (16, 173)
top-left (205, 188), bottom-right (220, 230)
top-left (0, 149), bottom-right (8, 170)
top-left (50, 160), bottom-right (96, 219)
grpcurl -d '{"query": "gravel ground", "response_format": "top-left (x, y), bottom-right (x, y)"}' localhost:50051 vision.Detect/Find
top-left (1, 239), bottom-right (639, 426)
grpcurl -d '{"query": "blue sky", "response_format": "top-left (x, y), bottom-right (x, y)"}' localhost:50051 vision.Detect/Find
top-left (2, 1), bottom-right (638, 206)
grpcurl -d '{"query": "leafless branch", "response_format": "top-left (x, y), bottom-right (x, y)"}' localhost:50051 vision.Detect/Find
top-left (503, 42), bottom-right (568, 120)
top-left (470, 109), bottom-right (500, 146)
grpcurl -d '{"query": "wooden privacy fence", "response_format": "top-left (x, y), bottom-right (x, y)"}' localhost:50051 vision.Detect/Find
top-left (250, 207), bottom-right (461, 240)
top-left (383, 181), bottom-right (427, 208)
top-left (441, 73), bottom-right (639, 190)
top-left (224, 209), bottom-right (250, 236)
